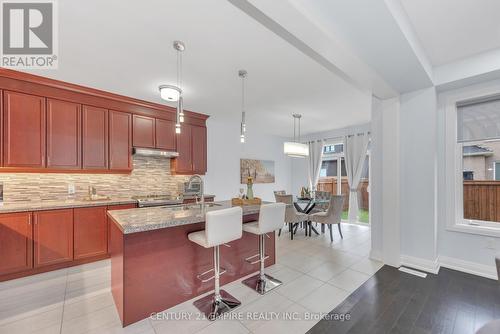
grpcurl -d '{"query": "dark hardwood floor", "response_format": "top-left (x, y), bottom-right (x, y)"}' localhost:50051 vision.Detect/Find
top-left (308, 266), bottom-right (500, 334)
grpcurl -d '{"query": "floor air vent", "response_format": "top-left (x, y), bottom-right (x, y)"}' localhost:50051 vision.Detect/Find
top-left (398, 266), bottom-right (428, 278)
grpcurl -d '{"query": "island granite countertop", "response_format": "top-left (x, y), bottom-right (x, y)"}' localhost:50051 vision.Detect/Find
top-left (107, 200), bottom-right (263, 234)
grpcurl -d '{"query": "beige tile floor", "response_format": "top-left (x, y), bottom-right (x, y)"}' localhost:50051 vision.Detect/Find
top-left (0, 223), bottom-right (382, 334)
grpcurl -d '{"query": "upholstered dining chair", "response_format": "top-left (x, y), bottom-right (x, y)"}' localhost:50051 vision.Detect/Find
top-left (274, 194), bottom-right (308, 240)
top-left (309, 195), bottom-right (344, 242)
top-left (311, 191), bottom-right (332, 213)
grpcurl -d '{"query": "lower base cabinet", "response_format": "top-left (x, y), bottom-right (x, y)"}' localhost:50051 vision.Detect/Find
top-left (74, 206), bottom-right (108, 259)
top-left (0, 203), bottom-right (137, 281)
top-left (33, 209), bottom-right (74, 267)
top-left (0, 212), bottom-right (33, 275)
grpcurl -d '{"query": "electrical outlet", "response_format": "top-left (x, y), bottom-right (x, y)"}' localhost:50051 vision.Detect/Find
top-left (68, 183), bottom-right (75, 195)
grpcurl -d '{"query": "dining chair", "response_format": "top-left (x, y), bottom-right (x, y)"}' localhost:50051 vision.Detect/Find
top-left (311, 191), bottom-right (332, 213)
top-left (273, 190), bottom-right (286, 196)
top-left (309, 195), bottom-right (344, 242)
top-left (274, 194), bottom-right (308, 240)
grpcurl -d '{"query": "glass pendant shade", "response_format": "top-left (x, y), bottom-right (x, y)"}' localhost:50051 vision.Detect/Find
top-left (159, 85), bottom-right (181, 102)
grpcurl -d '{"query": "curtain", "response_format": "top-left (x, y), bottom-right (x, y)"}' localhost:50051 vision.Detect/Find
top-left (344, 132), bottom-right (370, 222)
top-left (308, 140), bottom-right (324, 191)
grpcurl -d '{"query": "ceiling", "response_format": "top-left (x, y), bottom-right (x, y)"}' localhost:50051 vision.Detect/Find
top-left (399, 0), bottom-right (500, 66)
top-left (26, 0), bottom-right (371, 137)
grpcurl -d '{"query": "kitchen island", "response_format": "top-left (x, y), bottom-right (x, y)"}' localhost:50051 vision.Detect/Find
top-left (107, 201), bottom-right (275, 327)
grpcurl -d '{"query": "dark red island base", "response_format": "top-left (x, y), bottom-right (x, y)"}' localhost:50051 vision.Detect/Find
top-left (108, 211), bottom-right (275, 327)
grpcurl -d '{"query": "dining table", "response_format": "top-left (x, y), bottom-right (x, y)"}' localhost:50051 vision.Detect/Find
top-left (293, 197), bottom-right (330, 236)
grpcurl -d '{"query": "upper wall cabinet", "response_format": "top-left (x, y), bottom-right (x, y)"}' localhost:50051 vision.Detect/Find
top-left (192, 125), bottom-right (207, 174)
top-left (133, 115), bottom-right (176, 151)
top-left (172, 124), bottom-right (207, 175)
top-left (3, 91), bottom-right (46, 168)
top-left (0, 70), bottom-right (208, 174)
top-left (109, 110), bottom-right (132, 171)
top-left (132, 115), bottom-right (155, 148)
top-left (155, 118), bottom-right (176, 151)
top-left (46, 99), bottom-right (82, 169)
top-left (82, 105), bottom-right (108, 169)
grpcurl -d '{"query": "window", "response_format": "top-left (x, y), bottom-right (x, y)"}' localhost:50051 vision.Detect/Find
top-left (456, 96), bottom-right (500, 228)
top-left (317, 141), bottom-right (370, 223)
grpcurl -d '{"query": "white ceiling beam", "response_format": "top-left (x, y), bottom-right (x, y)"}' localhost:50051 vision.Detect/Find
top-left (227, 0), bottom-right (398, 99)
top-left (434, 48), bottom-right (500, 91)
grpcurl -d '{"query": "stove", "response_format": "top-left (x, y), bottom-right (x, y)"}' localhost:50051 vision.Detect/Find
top-left (132, 195), bottom-right (183, 208)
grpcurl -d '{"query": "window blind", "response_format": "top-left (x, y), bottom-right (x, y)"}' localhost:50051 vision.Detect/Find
top-left (457, 97), bottom-right (500, 142)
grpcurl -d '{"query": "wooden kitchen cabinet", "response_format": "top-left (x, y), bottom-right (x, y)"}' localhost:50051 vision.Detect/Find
top-left (133, 115), bottom-right (155, 148)
top-left (155, 118), bottom-right (176, 151)
top-left (109, 110), bottom-right (132, 171)
top-left (173, 123), bottom-right (192, 173)
top-left (74, 206), bottom-right (108, 259)
top-left (33, 209), bottom-right (73, 267)
top-left (192, 125), bottom-right (207, 174)
top-left (172, 124), bottom-right (207, 174)
top-left (83, 105), bottom-right (108, 169)
top-left (46, 98), bottom-right (82, 169)
top-left (0, 212), bottom-right (33, 275)
top-left (3, 91), bottom-right (46, 168)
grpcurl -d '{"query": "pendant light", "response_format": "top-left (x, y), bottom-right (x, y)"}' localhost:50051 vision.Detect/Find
top-left (159, 40), bottom-right (185, 134)
top-left (239, 70), bottom-right (247, 143)
top-left (284, 114), bottom-right (309, 157)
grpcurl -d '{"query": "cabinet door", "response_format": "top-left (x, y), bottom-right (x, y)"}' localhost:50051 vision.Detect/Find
top-left (3, 91), bottom-right (46, 168)
top-left (155, 118), bottom-right (176, 151)
top-left (74, 206), bottom-right (107, 259)
top-left (109, 110), bottom-right (132, 170)
top-left (192, 125), bottom-right (207, 174)
top-left (83, 105), bottom-right (108, 169)
top-left (33, 209), bottom-right (73, 267)
top-left (174, 124), bottom-right (192, 173)
top-left (46, 99), bottom-right (81, 169)
top-left (133, 115), bottom-right (155, 148)
top-left (0, 212), bottom-right (33, 275)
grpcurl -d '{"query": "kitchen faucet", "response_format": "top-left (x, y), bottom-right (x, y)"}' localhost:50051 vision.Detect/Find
top-left (187, 174), bottom-right (204, 209)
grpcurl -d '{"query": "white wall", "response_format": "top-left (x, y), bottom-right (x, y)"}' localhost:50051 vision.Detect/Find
top-left (204, 116), bottom-right (292, 202)
top-left (399, 87), bottom-right (438, 268)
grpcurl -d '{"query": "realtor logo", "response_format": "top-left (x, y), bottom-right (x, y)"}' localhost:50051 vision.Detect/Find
top-left (1, 0), bottom-right (58, 68)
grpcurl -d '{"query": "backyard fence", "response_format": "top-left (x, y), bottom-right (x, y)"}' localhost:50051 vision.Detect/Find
top-left (463, 180), bottom-right (500, 222)
top-left (317, 177), bottom-right (369, 211)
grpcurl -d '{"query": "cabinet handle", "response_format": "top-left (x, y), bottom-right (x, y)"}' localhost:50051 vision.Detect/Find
top-left (28, 215), bottom-right (31, 225)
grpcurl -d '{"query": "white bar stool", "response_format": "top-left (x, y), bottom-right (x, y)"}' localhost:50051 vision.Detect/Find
top-left (188, 206), bottom-right (243, 320)
top-left (242, 203), bottom-right (286, 294)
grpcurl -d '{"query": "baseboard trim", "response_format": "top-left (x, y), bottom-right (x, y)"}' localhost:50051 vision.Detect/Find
top-left (439, 256), bottom-right (498, 280)
top-left (400, 255), bottom-right (440, 274)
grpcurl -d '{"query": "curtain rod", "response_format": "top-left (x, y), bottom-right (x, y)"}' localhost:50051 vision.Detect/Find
top-left (307, 131), bottom-right (370, 143)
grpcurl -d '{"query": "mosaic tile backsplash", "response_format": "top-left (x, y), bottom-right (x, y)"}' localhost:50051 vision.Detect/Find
top-left (0, 156), bottom-right (190, 203)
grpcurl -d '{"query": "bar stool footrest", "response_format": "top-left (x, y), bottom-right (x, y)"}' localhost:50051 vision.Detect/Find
top-left (196, 267), bottom-right (227, 283)
top-left (244, 253), bottom-right (269, 265)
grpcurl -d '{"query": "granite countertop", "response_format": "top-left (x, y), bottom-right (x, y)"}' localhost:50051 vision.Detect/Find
top-left (0, 197), bottom-right (137, 214)
top-left (182, 194), bottom-right (215, 199)
top-left (107, 200), bottom-right (262, 234)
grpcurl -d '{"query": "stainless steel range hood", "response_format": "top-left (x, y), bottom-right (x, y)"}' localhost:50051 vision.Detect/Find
top-left (133, 148), bottom-right (179, 158)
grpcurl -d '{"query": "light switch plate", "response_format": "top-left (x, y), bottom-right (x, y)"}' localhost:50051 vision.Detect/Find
top-left (68, 183), bottom-right (76, 195)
